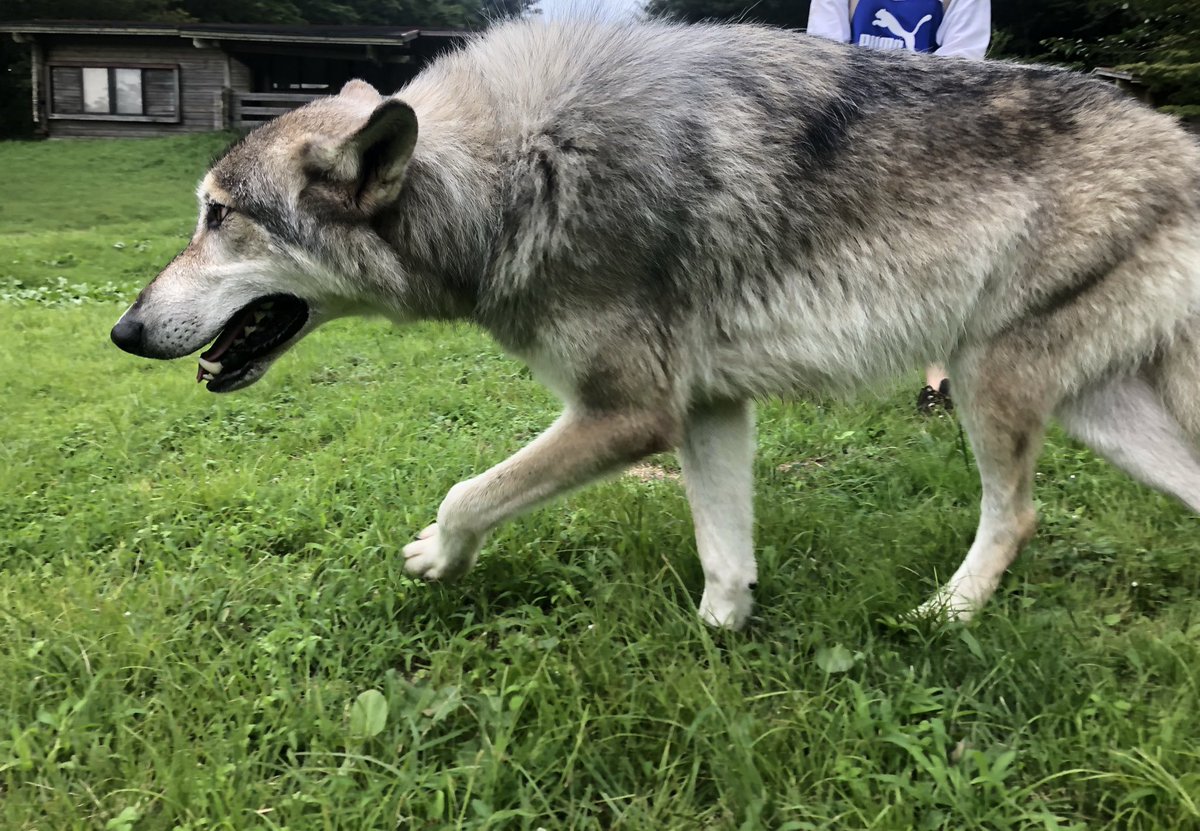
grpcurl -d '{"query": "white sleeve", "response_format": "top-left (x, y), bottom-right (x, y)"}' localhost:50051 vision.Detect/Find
top-left (806, 0), bottom-right (852, 44)
top-left (935, 0), bottom-right (991, 59)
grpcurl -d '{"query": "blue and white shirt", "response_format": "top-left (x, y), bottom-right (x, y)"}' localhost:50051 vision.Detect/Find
top-left (807, 0), bottom-right (991, 59)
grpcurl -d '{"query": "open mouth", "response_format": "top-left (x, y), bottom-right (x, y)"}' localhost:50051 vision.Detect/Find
top-left (196, 294), bottom-right (308, 392)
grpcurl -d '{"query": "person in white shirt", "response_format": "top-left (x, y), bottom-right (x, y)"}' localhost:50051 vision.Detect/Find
top-left (807, 0), bottom-right (991, 413)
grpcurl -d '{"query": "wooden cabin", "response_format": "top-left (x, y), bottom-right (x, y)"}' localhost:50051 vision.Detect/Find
top-left (1, 21), bottom-right (464, 138)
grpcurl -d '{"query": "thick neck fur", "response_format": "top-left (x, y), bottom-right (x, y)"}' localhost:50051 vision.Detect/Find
top-left (379, 71), bottom-right (504, 321)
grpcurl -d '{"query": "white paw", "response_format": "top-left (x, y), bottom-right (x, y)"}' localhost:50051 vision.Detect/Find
top-left (698, 585), bottom-right (754, 630)
top-left (913, 589), bottom-right (979, 623)
top-left (402, 523), bottom-right (479, 582)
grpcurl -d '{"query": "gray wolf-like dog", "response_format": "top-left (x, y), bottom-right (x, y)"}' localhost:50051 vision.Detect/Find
top-left (111, 19), bottom-right (1200, 629)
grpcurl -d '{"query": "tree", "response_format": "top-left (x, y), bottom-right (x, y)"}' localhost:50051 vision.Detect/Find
top-left (0, 0), bottom-right (194, 21)
top-left (0, 0), bottom-right (534, 26)
top-left (985, 0), bottom-right (1097, 60)
top-left (1041, 0), bottom-right (1200, 117)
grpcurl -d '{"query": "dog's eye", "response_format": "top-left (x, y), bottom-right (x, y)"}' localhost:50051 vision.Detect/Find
top-left (206, 202), bottom-right (233, 230)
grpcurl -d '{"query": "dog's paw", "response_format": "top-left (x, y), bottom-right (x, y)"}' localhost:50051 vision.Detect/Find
top-left (912, 589), bottom-right (978, 623)
top-left (698, 585), bottom-right (753, 630)
top-left (402, 523), bottom-right (479, 582)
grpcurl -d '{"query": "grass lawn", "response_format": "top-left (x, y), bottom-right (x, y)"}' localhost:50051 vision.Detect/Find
top-left (1, 136), bottom-right (1198, 831)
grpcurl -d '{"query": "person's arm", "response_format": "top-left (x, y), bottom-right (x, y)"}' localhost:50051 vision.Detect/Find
top-left (936, 0), bottom-right (991, 58)
top-left (806, 0), bottom-right (852, 43)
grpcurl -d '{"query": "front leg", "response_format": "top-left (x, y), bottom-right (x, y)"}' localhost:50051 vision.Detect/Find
top-left (403, 407), bottom-right (675, 580)
top-left (678, 399), bottom-right (758, 630)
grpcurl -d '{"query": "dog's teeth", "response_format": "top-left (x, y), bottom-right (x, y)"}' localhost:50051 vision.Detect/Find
top-left (198, 357), bottom-right (224, 374)
top-left (242, 325), bottom-right (258, 335)
top-left (254, 312), bottom-right (266, 323)
top-left (201, 372), bottom-right (215, 381)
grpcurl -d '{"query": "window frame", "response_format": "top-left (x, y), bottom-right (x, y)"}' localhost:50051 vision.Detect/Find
top-left (47, 62), bottom-right (181, 123)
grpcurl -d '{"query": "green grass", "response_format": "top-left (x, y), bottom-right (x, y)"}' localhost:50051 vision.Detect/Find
top-left (0, 134), bottom-right (232, 303)
top-left (1, 136), bottom-right (1198, 831)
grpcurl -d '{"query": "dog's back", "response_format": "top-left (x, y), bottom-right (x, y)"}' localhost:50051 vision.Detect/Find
top-left (402, 20), bottom-right (1200, 401)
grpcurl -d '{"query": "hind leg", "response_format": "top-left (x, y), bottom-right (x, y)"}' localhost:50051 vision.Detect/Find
top-left (919, 360), bottom-right (1048, 620)
top-left (1057, 374), bottom-right (1200, 513)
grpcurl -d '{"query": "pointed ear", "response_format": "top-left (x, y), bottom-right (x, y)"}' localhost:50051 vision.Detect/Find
top-left (339, 78), bottom-right (382, 107)
top-left (311, 99), bottom-right (418, 213)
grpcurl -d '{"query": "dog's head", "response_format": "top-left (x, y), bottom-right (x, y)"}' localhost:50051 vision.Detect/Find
top-left (110, 80), bottom-right (418, 392)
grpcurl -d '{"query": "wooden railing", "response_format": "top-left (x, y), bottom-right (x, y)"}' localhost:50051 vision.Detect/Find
top-left (231, 91), bottom-right (323, 129)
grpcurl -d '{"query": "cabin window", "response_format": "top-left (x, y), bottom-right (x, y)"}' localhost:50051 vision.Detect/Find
top-left (49, 65), bottom-right (180, 122)
top-left (82, 67), bottom-right (111, 113)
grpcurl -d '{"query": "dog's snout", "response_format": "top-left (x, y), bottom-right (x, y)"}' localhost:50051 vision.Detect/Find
top-left (110, 317), bottom-right (146, 355)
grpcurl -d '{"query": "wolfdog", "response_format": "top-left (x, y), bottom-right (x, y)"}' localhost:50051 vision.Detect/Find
top-left (111, 19), bottom-right (1200, 629)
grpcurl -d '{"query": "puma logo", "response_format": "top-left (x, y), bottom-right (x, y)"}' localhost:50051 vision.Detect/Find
top-left (873, 9), bottom-right (934, 51)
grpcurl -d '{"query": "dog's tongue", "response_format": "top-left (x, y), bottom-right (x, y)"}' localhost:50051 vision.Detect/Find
top-left (200, 305), bottom-right (257, 363)
top-left (196, 304), bottom-right (260, 382)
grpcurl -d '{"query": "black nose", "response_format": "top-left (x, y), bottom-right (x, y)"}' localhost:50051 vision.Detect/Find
top-left (110, 318), bottom-right (145, 354)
